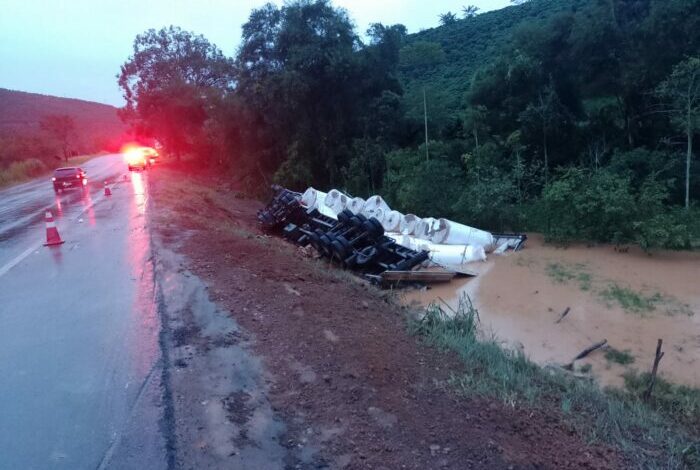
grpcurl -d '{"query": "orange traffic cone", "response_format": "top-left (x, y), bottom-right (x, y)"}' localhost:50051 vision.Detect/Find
top-left (104, 181), bottom-right (112, 196)
top-left (44, 211), bottom-right (64, 246)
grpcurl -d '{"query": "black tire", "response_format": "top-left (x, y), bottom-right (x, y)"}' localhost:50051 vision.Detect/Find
top-left (317, 231), bottom-right (333, 257)
top-left (362, 219), bottom-right (384, 239)
top-left (355, 246), bottom-right (379, 267)
top-left (343, 252), bottom-right (358, 268)
top-left (337, 209), bottom-right (353, 225)
top-left (307, 231), bottom-right (323, 253)
top-left (349, 213), bottom-right (368, 228)
top-left (331, 235), bottom-right (352, 259)
top-left (369, 218), bottom-right (384, 237)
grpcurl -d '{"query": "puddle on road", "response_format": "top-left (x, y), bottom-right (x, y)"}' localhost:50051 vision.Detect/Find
top-left (403, 235), bottom-right (700, 389)
top-left (154, 244), bottom-right (296, 469)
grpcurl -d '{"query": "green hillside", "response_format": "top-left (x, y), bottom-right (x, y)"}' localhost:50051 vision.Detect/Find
top-left (399, 0), bottom-right (588, 117)
top-left (0, 88), bottom-right (125, 144)
top-left (0, 88), bottom-right (127, 186)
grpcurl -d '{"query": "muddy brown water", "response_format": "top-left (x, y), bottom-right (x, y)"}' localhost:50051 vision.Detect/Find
top-left (403, 234), bottom-right (700, 389)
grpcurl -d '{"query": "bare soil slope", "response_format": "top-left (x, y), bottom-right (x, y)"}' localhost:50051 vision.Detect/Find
top-left (148, 166), bottom-right (622, 469)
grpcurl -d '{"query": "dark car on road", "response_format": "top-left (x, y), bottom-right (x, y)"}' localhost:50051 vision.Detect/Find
top-left (52, 167), bottom-right (87, 192)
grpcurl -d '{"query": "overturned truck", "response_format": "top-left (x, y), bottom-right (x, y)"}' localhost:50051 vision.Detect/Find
top-left (258, 185), bottom-right (526, 283)
top-left (257, 185), bottom-right (429, 276)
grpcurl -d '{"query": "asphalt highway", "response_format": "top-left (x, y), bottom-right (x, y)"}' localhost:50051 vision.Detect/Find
top-left (0, 154), bottom-right (166, 469)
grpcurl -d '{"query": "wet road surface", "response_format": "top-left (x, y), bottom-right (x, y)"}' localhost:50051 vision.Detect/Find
top-left (0, 154), bottom-right (167, 469)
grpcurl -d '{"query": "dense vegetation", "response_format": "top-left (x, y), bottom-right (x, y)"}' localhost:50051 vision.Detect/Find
top-left (0, 88), bottom-right (127, 185)
top-left (118, 0), bottom-right (700, 248)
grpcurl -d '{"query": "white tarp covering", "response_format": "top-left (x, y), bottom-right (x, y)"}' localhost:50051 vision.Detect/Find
top-left (430, 218), bottom-right (495, 251)
top-left (301, 186), bottom-right (508, 266)
top-left (424, 243), bottom-right (487, 266)
top-left (382, 210), bottom-right (403, 232)
top-left (301, 187), bottom-right (326, 208)
top-left (400, 214), bottom-right (419, 235)
top-left (363, 195), bottom-right (391, 220)
top-left (300, 187), bottom-right (337, 219)
top-left (373, 207), bottom-right (387, 225)
top-left (348, 197), bottom-right (365, 215)
top-left (324, 189), bottom-right (351, 215)
top-left (414, 217), bottom-right (437, 240)
top-left (388, 234), bottom-right (487, 267)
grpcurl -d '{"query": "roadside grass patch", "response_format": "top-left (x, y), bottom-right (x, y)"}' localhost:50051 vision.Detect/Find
top-left (546, 262), bottom-right (592, 291)
top-left (605, 348), bottom-right (635, 365)
top-left (0, 153), bottom-right (102, 188)
top-left (0, 158), bottom-right (47, 187)
top-left (514, 255), bottom-right (537, 268)
top-left (600, 283), bottom-right (662, 314)
top-left (622, 372), bottom-right (700, 434)
top-left (543, 260), bottom-right (691, 316)
top-left (409, 296), bottom-right (699, 468)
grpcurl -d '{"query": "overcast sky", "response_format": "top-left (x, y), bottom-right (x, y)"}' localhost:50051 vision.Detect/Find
top-left (0, 0), bottom-right (511, 106)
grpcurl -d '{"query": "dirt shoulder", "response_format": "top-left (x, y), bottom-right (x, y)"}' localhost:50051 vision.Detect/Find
top-left (148, 166), bottom-right (622, 469)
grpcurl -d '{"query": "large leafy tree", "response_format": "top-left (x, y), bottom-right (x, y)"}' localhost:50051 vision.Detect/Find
top-left (656, 57), bottom-right (700, 209)
top-left (118, 26), bottom-right (234, 160)
top-left (235, 1), bottom-right (404, 189)
top-left (40, 114), bottom-right (76, 161)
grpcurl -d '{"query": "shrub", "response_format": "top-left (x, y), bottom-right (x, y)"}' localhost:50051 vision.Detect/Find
top-left (384, 144), bottom-right (463, 216)
top-left (541, 167), bottom-right (637, 243)
top-left (540, 167), bottom-right (692, 249)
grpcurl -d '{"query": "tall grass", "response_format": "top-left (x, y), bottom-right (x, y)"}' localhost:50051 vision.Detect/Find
top-left (0, 158), bottom-right (48, 187)
top-left (0, 154), bottom-right (100, 189)
top-left (409, 295), bottom-right (699, 469)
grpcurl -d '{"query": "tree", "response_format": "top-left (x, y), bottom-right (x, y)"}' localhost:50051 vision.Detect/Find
top-left (40, 114), bottom-right (76, 161)
top-left (235, 1), bottom-right (405, 188)
top-left (462, 5), bottom-right (479, 18)
top-left (656, 57), bottom-right (700, 209)
top-left (439, 12), bottom-right (458, 26)
top-left (118, 26), bottom-right (234, 161)
top-left (461, 105), bottom-right (488, 150)
top-left (519, 84), bottom-right (566, 182)
top-left (399, 41), bottom-right (446, 72)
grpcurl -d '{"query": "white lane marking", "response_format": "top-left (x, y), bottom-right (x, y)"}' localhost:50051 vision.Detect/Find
top-left (0, 243), bottom-right (40, 278)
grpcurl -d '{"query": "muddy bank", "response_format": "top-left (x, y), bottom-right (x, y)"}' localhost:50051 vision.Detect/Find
top-left (147, 167), bottom-right (623, 469)
top-left (405, 234), bottom-right (700, 388)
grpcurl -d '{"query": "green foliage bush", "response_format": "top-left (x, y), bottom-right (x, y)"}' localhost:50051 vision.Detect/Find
top-left (384, 144), bottom-right (462, 216)
top-left (539, 167), bottom-right (692, 249)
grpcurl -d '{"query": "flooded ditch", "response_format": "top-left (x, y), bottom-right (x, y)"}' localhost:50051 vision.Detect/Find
top-left (403, 234), bottom-right (700, 389)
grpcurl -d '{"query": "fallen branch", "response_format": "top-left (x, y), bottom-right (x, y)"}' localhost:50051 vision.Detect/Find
top-left (563, 339), bottom-right (607, 370)
top-left (555, 307), bottom-right (571, 324)
top-left (643, 339), bottom-right (664, 401)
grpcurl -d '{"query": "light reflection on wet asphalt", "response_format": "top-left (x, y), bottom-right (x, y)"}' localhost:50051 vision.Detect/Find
top-left (0, 154), bottom-right (166, 469)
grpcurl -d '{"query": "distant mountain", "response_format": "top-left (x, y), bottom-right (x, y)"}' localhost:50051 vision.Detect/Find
top-left (0, 88), bottom-right (126, 149)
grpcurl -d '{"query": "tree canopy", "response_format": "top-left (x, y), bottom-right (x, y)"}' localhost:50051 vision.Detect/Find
top-left (118, 0), bottom-right (700, 248)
